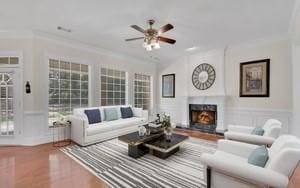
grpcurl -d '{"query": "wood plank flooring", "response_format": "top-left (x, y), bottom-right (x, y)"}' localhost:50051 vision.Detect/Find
top-left (0, 129), bottom-right (299, 188)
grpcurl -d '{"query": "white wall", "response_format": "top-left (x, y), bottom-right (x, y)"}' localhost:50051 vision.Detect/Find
top-left (225, 39), bottom-right (292, 110)
top-left (157, 39), bottom-right (293, 133)
top-left (0, 33), bottom-right (157, 145)
top-left (225, 39), bottom-right (292, 133)
top-left (292, 45), bottom-right (300, 137)
top-left (290, 1), bottom-right (300, 137)
top-left (157, 49), bottom-right (226, 126)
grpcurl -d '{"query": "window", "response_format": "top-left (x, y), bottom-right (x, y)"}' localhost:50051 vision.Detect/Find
top-left (0, 56), bottom-right (19, 135)
top-left (0, 57), bottom-right (19, 65)
top-left (134, 73), bottom-right (151, 110)
top-left (0, 73), bottom-right (15, 135)
top-left (100, 68), bottom-right (126, 106)
top-left (48, 59), bottom-right (89, 124)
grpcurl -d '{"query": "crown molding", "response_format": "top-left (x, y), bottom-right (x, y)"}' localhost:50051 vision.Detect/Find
top-left (0, 30), bottom-right (156, 66)
top-left (33, 30), bottom-right (157, 66)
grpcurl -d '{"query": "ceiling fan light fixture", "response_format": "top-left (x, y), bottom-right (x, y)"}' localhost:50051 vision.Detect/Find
top-left (142, 41), bottom-right (148, 48)
top-left (145, 45), bottom-right (152, 51)
top-left (153, 42), bottom-right (160, 49)
top-left (126, 19), bottom-right (175, 51)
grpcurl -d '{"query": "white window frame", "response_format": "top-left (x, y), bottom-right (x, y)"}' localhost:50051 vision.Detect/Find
top-left (133, 73), bottom-right (153, 112)
top-left (0, 51), bottom-right (23, 141)
top-left (99, 67), bottom-right (128, 106)
top-left (45, 55), bottom-right (93, 126)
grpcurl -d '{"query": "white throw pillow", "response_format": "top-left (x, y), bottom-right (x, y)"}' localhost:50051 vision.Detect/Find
top-left (132, 108), bottom-right (143, 117)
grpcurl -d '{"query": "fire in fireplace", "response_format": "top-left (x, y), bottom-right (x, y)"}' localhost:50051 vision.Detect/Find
top-left (192, 111), bottom-right (216, 125)
top-left (189, 104), bottom-right (217, 133)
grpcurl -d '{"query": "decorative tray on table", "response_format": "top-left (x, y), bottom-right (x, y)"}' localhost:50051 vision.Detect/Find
top-left (147, 122), bottom-right (164, 134)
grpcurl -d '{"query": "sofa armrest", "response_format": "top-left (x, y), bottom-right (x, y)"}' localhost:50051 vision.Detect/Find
top-left (200, 154), bottom-right (289, 188)
top-left (67, 115), bottom-right (88, 146)
top-left (218, 140), bottom-right (259, 158)
top-left (225, 132), bottom-right (275, 146)
top-left (142, 110), bottom-right (148, 121)
top-left (227, 125), bottom-right (254, 134)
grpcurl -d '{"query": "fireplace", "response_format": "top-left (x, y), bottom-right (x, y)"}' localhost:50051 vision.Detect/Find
top-left (189, 104), bottom-right (217, 133)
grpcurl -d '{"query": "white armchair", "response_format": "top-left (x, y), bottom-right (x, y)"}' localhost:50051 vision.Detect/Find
top-left (224, 119), bottom-right (282, 146)
top-left (200, 135), bottom-right (300, 188)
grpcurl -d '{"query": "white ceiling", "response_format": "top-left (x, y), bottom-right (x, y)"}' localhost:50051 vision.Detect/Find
top-left (0, 0), bottom-right (296, 63)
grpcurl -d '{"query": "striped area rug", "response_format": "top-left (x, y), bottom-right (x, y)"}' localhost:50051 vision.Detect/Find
top-left (62, 138), bottom-right (216, 188)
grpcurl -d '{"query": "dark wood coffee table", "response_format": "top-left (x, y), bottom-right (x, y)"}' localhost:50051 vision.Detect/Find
top-left (145, 134), bottom-right (188, 159)
top-left (118, 132), bottom-right (188, 159)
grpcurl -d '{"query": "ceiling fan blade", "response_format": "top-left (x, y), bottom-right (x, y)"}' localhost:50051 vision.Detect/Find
top-left (158, 36), bottom-right (176, 44)
top-left (125, 37), bottom-right (144, 41)
top-left (158, 24), bottom-right (174, 34)
top-left (131, 25), bottom-right (145, 33)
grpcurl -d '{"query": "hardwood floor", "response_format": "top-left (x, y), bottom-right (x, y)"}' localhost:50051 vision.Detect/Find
top-left (0, 129), bottom-right (299, 188)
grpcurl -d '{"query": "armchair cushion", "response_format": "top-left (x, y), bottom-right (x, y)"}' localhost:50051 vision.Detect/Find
top-left (200, 153), bottom-right (289, 187)
top-left (84, 109), bottom-right (101, 124)
top-left (218, 139), bottom-right (259, 158)
top-left (251, 127), bottom-right (264, 136)
top-left (248, 145), bottom-right (269, 167)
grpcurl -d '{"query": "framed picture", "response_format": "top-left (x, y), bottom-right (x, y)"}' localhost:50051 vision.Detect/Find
top-left (240, 59), bottom-right (270, 97)
top-left (162, 74), bottom-right (175, 98)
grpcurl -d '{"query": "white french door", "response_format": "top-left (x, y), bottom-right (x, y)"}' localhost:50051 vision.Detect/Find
top-left (0, 68), bottom-right (21, 138)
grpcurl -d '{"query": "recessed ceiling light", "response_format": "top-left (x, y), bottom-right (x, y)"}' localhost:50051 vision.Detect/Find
top-left (185, 46), bottom-right (199, 52)
top-left (57, 26), bottom-right (72, 33)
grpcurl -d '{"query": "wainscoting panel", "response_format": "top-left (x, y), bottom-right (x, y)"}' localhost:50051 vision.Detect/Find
top-left (225, 108), bottom-right (292, 134)
top-left (158, 104), bottom-right (189, 127)
top-left (23, 111), bottom-right (53, 146)
top-left (158, 104), bottom-right (292, 134)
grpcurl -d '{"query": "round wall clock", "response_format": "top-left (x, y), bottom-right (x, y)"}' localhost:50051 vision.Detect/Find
top-left (192, 63), bottom-right (216, 90)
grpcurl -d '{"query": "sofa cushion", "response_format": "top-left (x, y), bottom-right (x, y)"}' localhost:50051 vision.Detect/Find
top-left (121, 107), bottom-right (133, 119)
top-left (104, 108), bottom-right (119, 121)
top-left (84, 109), bottom-right (101, 124)
top-left (248, 145), bottom-right (269, 167)
top-left (111, 117), bottom-right (145, 130)
top-left (132, 107), bottom-right (143, 117)
top-left (86, 123), bottom-right (114, 136)
top-left (86, 117), bottom-right (144, 136)
top-left (251, 127), bottom-right (264, 136)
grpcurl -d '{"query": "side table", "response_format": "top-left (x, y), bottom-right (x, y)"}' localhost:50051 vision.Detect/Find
top-left (52, 120), bottom-right (71, 147)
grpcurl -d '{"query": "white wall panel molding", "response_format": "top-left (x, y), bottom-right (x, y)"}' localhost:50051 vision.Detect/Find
top-left (225, 107), bottom-right (292, 134)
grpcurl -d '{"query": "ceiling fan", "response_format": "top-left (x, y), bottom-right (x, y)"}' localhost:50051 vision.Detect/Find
top-left (125, 19), bottom-right (176, 51)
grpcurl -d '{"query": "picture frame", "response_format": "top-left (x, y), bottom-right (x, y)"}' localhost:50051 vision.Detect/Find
top-left (162, 74), bottom-right (175, 98)
top-left (240, 59), bottom-right (270, 97)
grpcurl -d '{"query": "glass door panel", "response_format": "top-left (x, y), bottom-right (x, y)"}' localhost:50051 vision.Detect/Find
top-left (0, 72), bottom-right (14, 135)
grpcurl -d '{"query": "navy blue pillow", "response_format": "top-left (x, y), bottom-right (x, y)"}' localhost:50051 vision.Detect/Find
top-left (120, 107), bottom-right (133, 119)
top-left (84, 109), bottom-right (101, 124)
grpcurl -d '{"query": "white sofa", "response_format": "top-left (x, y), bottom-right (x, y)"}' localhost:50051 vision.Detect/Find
top-left (68, 105), bottom-right (148, 146)
top-left (200, 135), bottom-right (300, 188)
top-left (224, 119), bottom-right (282, 146)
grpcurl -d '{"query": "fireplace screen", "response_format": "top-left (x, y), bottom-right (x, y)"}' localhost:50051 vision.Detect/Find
top-left (191, 111), bottom-right (216, 125)
top-left (189, 104), bottom-right (217, 133)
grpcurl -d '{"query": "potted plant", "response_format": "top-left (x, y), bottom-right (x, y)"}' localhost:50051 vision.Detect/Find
top-left (162, 113), bottom-right (172, 141)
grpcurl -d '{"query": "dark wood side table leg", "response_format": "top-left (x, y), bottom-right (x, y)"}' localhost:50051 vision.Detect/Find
top-left (128, 144), bottom-right (149, 158)
top-left (207, 167), bottom-right (211, 188)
